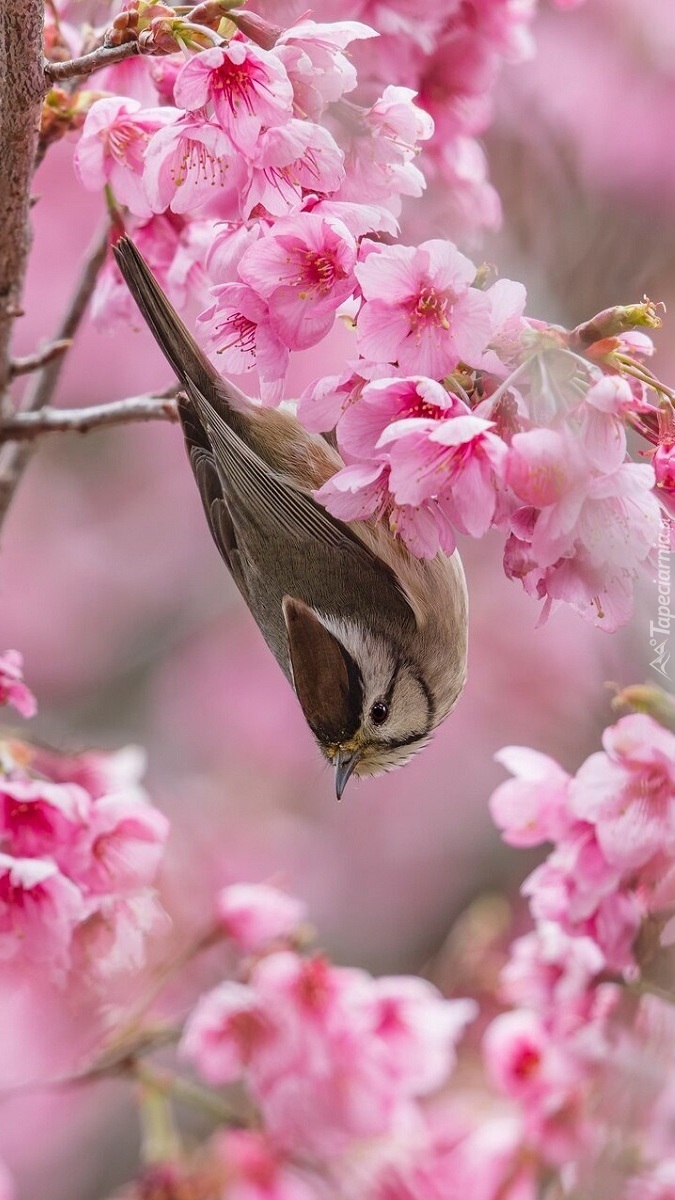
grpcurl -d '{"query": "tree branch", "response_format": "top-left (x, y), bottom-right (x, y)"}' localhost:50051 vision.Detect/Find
top-left (0, 394), bottom-right (179, 440)
top-left (0, 1), bottom-right (48, 413)
top-left (10, 338), bottom-right (71, 378)
top-left (44, 39), bottom-right (140, 84)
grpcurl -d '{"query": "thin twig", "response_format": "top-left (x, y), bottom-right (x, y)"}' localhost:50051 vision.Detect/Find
top-left (0, 220), bottom-right (110, 534)
top-left (44, 40), bottom-right (140, 83)
top-left (10, 338), bottom-right (71, 378)
top-left (0, 393), bottom-right (179, 440)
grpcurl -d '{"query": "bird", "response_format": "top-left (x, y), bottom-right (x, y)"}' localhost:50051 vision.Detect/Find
top-left (113, 236), bottom-right (469, 798)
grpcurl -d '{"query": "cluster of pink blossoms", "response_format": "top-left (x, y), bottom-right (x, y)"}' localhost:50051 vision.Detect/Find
top-left (492, 712), bottom-right (675, 974)
top-left (306, 303), bottom-right (662, 630)
top-left (0, 652), bottom-right (168, 982)
top-left (66, 4), bottom-right (665, 633)
top-left (477, 709), bottom-right (675, 1194)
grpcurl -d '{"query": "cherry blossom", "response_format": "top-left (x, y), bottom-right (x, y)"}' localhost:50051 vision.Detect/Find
top-left (216, 883), bottom-right (307, 953)
top-left (198, 282), bottom-right (290, 403)
top-left (174, 42), bottom-right (294, 153)
top-left (0, 650), bottom-right (36, 719)
top-left (144, 115), bottom-right (247, 216)
top-left (237, 213), bottom-right (357, 350)
top-left (74, 97), bottom-right (178, 217)
top-left (272, 19), bottom-right (377, 120)
top-left (354, 239), bottom-right (493, 375)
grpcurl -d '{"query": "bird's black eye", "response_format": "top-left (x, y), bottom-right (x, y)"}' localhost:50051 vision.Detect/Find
top-left (370, 700), bottom-right (389, 725)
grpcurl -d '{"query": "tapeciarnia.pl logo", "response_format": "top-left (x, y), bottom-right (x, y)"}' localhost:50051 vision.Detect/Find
top-left (650, 514), bottom-right (673, 680)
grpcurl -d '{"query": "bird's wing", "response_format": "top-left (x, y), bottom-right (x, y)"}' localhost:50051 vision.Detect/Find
top-left (188, 387), bottom-right (404, 571)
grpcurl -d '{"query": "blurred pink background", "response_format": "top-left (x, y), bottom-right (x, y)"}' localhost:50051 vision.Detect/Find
top-left (1, 2), bottom-right (672, 1196)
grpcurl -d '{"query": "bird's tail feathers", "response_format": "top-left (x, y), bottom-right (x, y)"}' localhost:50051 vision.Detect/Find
top-left (113, 236), bottom-right (240, 412)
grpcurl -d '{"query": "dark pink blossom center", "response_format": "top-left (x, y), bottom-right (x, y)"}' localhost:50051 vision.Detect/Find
top-left (410, 286), bottom-right (451, 334)
top-left (298, 250), bottom-right (346, 297)
top-left (228, 1009), bottom-right (270, 1062)
top-left (212, 60), bottom-right (268, 116)
top-left (512, 1045), bottom-right (541, 1081)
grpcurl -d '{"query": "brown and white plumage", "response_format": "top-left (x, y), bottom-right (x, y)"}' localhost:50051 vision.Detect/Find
top-left (113, 237), bottom-right (468, 796)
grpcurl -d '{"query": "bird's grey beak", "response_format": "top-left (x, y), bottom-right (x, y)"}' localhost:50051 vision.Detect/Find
top-left (334, 747), bottom-right (361, 800)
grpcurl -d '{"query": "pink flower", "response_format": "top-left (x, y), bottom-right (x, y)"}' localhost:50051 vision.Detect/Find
top-left (335, 85), bottom-right (434, 208)
top-left (0, 650), bottom-right (36, 718)
top-left (314, 459), bottom-right (390, 522)
top-left (355, 240), bottom-right (493, 375)
top-left (483, 1009), bottom-right (581, 1109)
top-left (490, 746), bottom-right (572, 847)
top-left (215, 1130), bottom-right (316, 1200)
top-left (506, 428), bottom-right (585, 510)
top-left (198, 282), bottom-right (289, 404)
top-left (181, 980), bottom-right (274, 1085)
top-left (74, 97), bottom-right (178, 217)
top-left (216, 883), bottom-right (307, 953)
top-left (570, 715), bottom-right (675, 872)
top-left (0, 854), bottom-right (83, 973)
top-left (381, 411), bottom-right (508, 537)
top-left (336, 376), bottom-right (461, 459)
top-left (501, 925), bottom-right (605, 1027)
top-left (77, 791), bottom-right (169, 895)
top-left (367, 976), bottom-right (475, 1094)
top-left (93, 213), bottom-right (210, 333)
top-left (143, 116), bottom-right (247, 216)
top-left (0, 778), bottom-right (91, 872)
top-left (297, 370), bottom-right (363, 433)
top-left (272, 19), bottom-right (377, 119)
top-left (244, 120), bottom-right (345, 217)
top-left (174, 42), bottom-right (294, 153)
top-left (74, 889), bottom-right (169, 978)
top-left (580, 375), bottom-right (649, 472)
top-left (237, 213), bottom-right (357, 350)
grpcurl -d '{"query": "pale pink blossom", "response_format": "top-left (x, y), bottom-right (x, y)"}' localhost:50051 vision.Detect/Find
top-left (336, 376), bottom-right (461, 460)
top-left (490, 746), bottom-right (572, 847)
top-left (180, 979), bottom-right (274, 1085)
top-left (314, 457), bottom-right (458, 557)
top-left (0, 854), bottom-right (83, 972)
top-left (483, 1009), bottom-right (581, 1109)
top-left (237, 213), bottom-right (357, 350)
top-left (74, 97), bottom-right (178, 217)
top-left (481, 277), bottom-right (529, 376)
top-left (198, 282), bottom-right (289, 404)
top-left (216, 883), bottom-right (307, 953)
top-left (501, 925), bottom-right (605, 1027)
top-left (74, 888), bottom-right (170, 978)
top-left (174, 42), bottom-right (294, 153)
top-left (214, 1130), bottom-right (317, 1200)
top-left (381, 412), bottom-right (508, 537)
top-left (244, 120), bottom-right (345, 218)
top-left (273, 19), bottom-right (377, 119)
top-left (144, 116), bottom-right (247, 216)
top-left (355, 240), bottom-right (493, 375)
top-left (570, 715), bottom-right (675, 872)
top-left (0, 650), bottom-right (36, 718)
top-left (94, 213), bottom-right (210, 333)
top-left (297, 369), bottom-right (363, 433)
top-left (315, 459), bottom-right (390, 522)
top-left (206, 220), bottom-right (264, 284)
top-left (335, 86), bottom-right (434, 208)
top-left (77, 791), bottom-right (169, 895)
